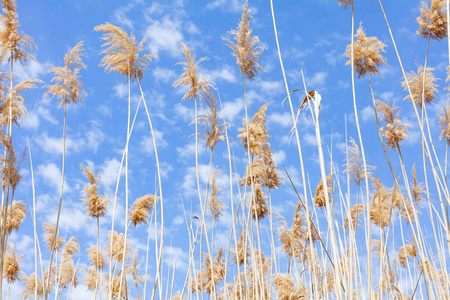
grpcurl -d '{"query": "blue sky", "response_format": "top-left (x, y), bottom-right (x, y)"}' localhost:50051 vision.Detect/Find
top-left (7, 0), bottom-right (450, 298)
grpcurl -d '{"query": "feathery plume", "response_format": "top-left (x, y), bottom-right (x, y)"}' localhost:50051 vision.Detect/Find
top-left (94, 23), bottom-right (155, 82)
top-left (251, 184), bottom-right (269, 220)
top-left (1, 199), bottom-right (25, 234)
top-left (369, 178), bottom-right (393, 228)
top-left (129, 194), bottom-right (158, 227)
top-left (84, 266), bottom-right (99, 292)
top-left (3, 241), bottom-right (22, 284)
top-left (376, 99), bottom-right (411, 150)
top-left (129, 248), bottom-right (145, 293)
top-left (439, 104), bottom-right (450, 145)
top-left (43, 222), bottom-right (64, 252)
top-left (198, 89), bottom-right (224, 151)
top-left (337, 0), bottom-right (352, 10)
top-left (224, 1), bottom-right (265, 80)
top-left (344, 23), bottom-right (387, 79)
top-left (20, 273), bottom-right (52, 299)
top-left (191, 247), bottom-right (225, 295)
top-left (314, 173), bottom-right (333, 207)
top-left (0, 0), bottom-right (36, 64)
top-left (402, 64), bottom-right (438, 107)
top-left (62, 236), bottom-right (79, 260)
top-left (344, 203), bottom-right (364, 231)
top-left (173, 42), bottom-right (209, 101)
top-left (107, 230), bottom-right (131, 263)
top-left (399, 242), bottom-right (417, 267)
top-left (209, 167), bottom-right (224, 221)
top-left (44, 41), bottom-right (86, 106)
top-left (417, 0), bottom-right (447, 40)
top-left (104, 270), bottom-right (129, 300)
top-left (81, 164), bottom-right (109, 219)
top-left (231, 233), bottom-right (249, 266)
top-left (274, 273), bottom-right (308, 300)
top-left (238, 104), bottom-right (269, 156)
top-left (344, 137), bottom-right (371, 186)
top-left (0, 78), bottom-right (41, 127)
top-left (87, 246), bottom-right (107, 270)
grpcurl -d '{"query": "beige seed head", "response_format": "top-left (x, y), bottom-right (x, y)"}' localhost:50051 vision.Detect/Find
top-left (344, 23), bottom-right (387, 79)
top-left (129, 194), bottom-right (158, 227)
top-left (94, 23), bottom-right (155, 83)
top-left (417, 0), bottom-right (447, 40)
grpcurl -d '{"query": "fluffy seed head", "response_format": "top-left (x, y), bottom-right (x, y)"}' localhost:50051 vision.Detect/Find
top-left (344, 203), bottom-right (364, 231)
top-left (3, 241), bottom-right (23, 284)
top-left (129, 194), bottom-right (158, 227)
top-left (44, 41), bottom-right (86, 107)
top-left (417, 0), bottom-right (447, 40)
top-left (376, 99), bottom-right (411, 150)
top-left (81, 164), bottom-right (110, 219)
top-left (224, 1), bottom-right (265, 80)
top-left (43, 222), bottom-right (64, 252)
top-left (314, 173), bottom-right (333, 207)
top-left (0, 0), bottom-right (36, 64)
top-left (402, 64), bottom-right (438, 108)
top-left (439, 104), bottom-right (450, 145)
top-left (344, 23), bottom-right (387, 79)
top-left (95, 23), bottom-right (155, 82)
top-left (173, 42), bottom-right (209, 101)
top-left (87, 246), bottom-right (107, 270)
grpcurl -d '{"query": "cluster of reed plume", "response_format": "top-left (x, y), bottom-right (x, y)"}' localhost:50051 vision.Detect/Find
top-left (1, 0), bottom-right (450, 299)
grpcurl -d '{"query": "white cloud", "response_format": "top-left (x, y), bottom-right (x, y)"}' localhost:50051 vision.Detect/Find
top-left (307, 71), bottom-right (327, 88)
top-left (37, 162), bottom-right (71, 193)
top-left (163, 246), bottom-right (189, 271)
top-left (206, 0), bottom-right (243, 12)
top-left (205, 65), bottom-right (237, 83)
top-left (101, 158), bottom-right (123, 187)
top-left (268, 112), bottom-right (292, 128)
top-left (272, 150), bottom-right (286, 164)
top-left (15, 59), bottom-right (46, 80)
top-left (145, 16), bottom-right (184, 57)
top-left (152, 67), bottom-right (176, 83)
top-left (173, 103), bottom-right (193, 122)
top-left (176, 142), bottom-right (206, 159)
top-left (222, 98), bottom-right (244, 123)
top-left (139, 130), bottom-right (168, 154)
top-left (22, 112), bottom-right (39, 129)
top-left (86, 125), bottom-right (105, 153)
top-left (303, 132), bottom-right (317, 146)
top-left (114, 83), bottom-right (128, 99)
top-left (361, 105), bottom-right (374, 122)
top-left (114, 3), bottom-right (134, 29)
top-left (255, 80), bottom-right (283, 95)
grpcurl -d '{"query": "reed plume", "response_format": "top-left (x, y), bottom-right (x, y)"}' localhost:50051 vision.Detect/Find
top-left (336, 0), bottom-right (352, 10)
top-left (1, 199), bottom-right (25, 235)
top-left (209, 167), bottom-right (224, 221)
top-left (107, 231), bottom-right (131, 263)
top-left (129, 248), bottom-right (145, 299)
top-left (376, 99), bottom-right (411, 150)
top-left (81, 164), bottom-right (109, 219)
top-left (84, 266), bottom-right (99, 292)
top-left (191, 247), bottom-right (225, 295)
top-left (343, 203), bottom-right (364, 231)
top-left (62, 236), bottom-right (79, 260)
top-left (0, 79), bottom-right (40, 127)
top-left (273, 273), bottom-right (308, 299)
top-left (417, 0), bottom-right (447, 40)
top-left (402, 64), bottom-right (438, 107)
top-left (173, 42), bottom-right (209, 101)
top-left (43, 223), bottom-right (64, 252)
top-left (344, 23), bottom-right (387, 79)
top-left (87, 246), bottom-right (107, 270)
top-left (3, 241), bottom-right (22, 285)
top-left (238, 104), bottom-right (270, 157)
top-left (198, 89), bottom-right (224, 152)
top-left (224, 0), bottom-right (265, 80)
top-left (231, 233), bottom-right (249, 266)
top-left (344, 137), bottom-right (371, 187)
top-left (0, 0), bottom-right (36, 64)
top-left (94, 23), bottom-right (155, 83)
top-left (44, 41), bottom-right (86, 106)
top-left (104, 270), bottom-right (128, 300)
top-left (439, 104), bottom-right (450, 145)
top-left (314, 173), bottom-right (333, 207)
top-left (369, 178), bottom-right (393, 228)
top-left (398, 241), bottom-right (417, 267)
top-left (129, 194), bottom-right (158, 227)
top-left (20, 273), bottom-right (52, 299)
